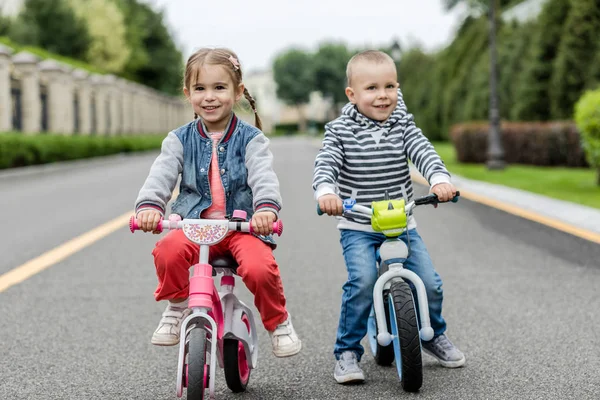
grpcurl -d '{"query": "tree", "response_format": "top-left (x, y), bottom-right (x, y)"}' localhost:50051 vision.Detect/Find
top-left (273, 49), bottom-right (314, 132)
top-left (67, 0), bottom-right (130, 73)
top-left (574, 89), bottom-right (600, 186)
top-left (550, 0), bottom-right (600, 119)
top-left (443, 0), bottom-right (505, 169)
top-left (512, 0), bottom-right (571, 121)
top-left (9, 0), bottom-right (91, 60)
top-left (312, 42), bottom-right (351, 119)
top-left (0, 14), bottom-right (12, 36)
top-left (114, 0), bottom-right (184, 95)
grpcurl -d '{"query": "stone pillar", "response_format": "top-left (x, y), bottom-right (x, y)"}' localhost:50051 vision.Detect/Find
top-left (104, 74), bottom-right (120, 135)
top-left (39, 59), bottom-right (73, 134)
top-left (130, 83), bottom-right (141, 134)
top-left (12, 51), bottom-right (41, 134)
top-left (0, 45), bottom-right (13, 132)
top-left (117, 78), bottom-right (130, 134)
top-left (72, 69), bottom-right (91, 134)
top-left (90, 74), bottom-right (107, 135)
top-left (60, 63), bottom-right (75, 134)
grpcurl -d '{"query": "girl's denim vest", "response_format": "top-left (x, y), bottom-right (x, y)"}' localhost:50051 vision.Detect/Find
top-left (171, 116), bottom-right (276, 246)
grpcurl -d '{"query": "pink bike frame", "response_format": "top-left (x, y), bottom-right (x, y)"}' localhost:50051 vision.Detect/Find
top-left (130, 211), bottom-right (283, 399)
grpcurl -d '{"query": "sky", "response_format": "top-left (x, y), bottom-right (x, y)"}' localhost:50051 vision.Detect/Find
top-left (143, 0), bottom-right (467, 74)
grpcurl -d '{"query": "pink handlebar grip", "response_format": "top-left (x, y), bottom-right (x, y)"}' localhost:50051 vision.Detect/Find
top-left (273, 220), bottom-right (283, 236)
top-left (129, 216), bottom-right (163, 233)
top-left (248, 219), bottom-right (283, 236)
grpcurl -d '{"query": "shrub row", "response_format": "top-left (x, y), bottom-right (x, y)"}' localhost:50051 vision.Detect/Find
top-left (0, 133), bottom-right (164, 170)
top-left (449, 121), bottom-right (588, 167)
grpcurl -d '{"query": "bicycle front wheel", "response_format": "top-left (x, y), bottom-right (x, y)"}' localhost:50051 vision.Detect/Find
top-left (187, 328), bottom-right (208, 400)
top-left (389, 280), bottom-right (422, 392)
top-left (367, 289), bottom-right (395, 366)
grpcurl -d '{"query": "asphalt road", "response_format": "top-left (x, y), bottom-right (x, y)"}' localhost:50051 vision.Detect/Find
top-left (1, 136), bottom-right (599, 400)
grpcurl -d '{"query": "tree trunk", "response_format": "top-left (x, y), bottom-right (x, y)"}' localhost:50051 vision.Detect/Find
top-left (597, 167), bottom-right (600, 186)
top-left (297, 105), bottom-right (307, 133)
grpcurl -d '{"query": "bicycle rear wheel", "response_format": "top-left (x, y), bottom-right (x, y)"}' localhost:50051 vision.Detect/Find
top-left (389, 280), bottom-right (422, 392)
top-left (223, 312), bottom-right (252, 392)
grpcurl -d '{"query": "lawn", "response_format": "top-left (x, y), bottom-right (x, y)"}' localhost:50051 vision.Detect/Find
top-left (432, 142), bottom-right (600, 210)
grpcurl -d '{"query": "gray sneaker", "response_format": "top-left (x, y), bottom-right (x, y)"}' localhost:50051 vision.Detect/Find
top-left (334, 351), bottom-right (365, 384)
top-left (422, 334), bottom-right (466, 368)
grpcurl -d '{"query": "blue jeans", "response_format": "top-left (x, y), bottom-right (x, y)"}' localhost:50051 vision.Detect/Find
top-left (334, 229), bottom-right (446, 361)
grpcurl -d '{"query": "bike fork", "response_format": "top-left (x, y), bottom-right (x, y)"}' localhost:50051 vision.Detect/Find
top-left (372, 265), bottom-right (434, 345)
top-left (176, 310), bottom-right (218, 399)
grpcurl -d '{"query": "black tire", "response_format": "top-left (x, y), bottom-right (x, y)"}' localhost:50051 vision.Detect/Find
top-left (390, 281), bottom-right (422, 392)
top-left (373, 289), bottom-right (395, 366)
top-left (187, 328), bottom-right (207, 400)
top-left (223, 338), bottom-right (251, 392)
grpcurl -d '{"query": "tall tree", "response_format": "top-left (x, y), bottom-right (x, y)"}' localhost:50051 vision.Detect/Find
top-left (67, 0), bottom-right (130, 73)
top-left (9, 0), bottom-right (91, 60)
top-left (550, 0), bottom-right (600, 119)
top-left (512, 0), bottom-right (571, 121)
top-left (114, 0), bottom-right (184, 95)
top-left (273, 49), bottom-right (314, 132)
top-left (312, 42), bottom-right (351, 118)
top-left (443, 0), bottom-right (505, 169)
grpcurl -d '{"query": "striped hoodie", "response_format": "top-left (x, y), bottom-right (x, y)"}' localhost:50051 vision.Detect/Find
top-left (312, 89), bottom-right (451, 232)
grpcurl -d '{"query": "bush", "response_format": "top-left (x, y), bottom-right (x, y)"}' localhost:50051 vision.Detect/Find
top-left (574, 89), bottom-right (600, 184)
top-left (0, 133), bottom-right (164, 170)
top-left (450, 121), bottom-right (588, 167)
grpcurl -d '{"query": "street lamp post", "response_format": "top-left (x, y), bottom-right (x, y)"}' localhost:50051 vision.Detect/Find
top-left (391, 39), bottom-right (402, 63)
top-left (487, 0), bottom-right (505, 170)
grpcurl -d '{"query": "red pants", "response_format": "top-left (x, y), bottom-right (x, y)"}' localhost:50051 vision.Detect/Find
top-left (152, 230), bottom-right (288, 331)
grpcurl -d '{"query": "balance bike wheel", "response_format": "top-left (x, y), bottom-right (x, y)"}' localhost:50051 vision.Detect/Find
top-left (389, 281), bottom-right (422, 392)
top-left (187, 328), bottom-right (208, 400)
top-left (369, 289), bottom-right (395, 366)
top-left (223, 312), bottom-right (251, 392)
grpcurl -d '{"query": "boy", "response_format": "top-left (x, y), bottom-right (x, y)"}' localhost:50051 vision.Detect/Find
top-left (313, 50), bottom-right (465, 384)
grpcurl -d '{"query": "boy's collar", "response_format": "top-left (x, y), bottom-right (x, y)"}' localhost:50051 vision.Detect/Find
top-left (196, 113), bottom-right (239, 143)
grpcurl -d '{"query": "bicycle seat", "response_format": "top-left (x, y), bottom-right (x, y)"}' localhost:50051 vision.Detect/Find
top-left (210, 255), bottom-right (239, 275)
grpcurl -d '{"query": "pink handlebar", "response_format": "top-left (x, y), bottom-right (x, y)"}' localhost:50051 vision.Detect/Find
top-left (252, 219), bottom-right (284, 236)
top-left (129, 216), bottom-right (161, 233)
top-left (129, 216), bottom-right (283, 236)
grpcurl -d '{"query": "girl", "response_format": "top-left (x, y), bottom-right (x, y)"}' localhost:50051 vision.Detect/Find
top-left (134, 48), bottom-right (301, 358)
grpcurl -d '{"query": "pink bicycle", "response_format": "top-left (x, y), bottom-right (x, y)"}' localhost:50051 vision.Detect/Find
top-left (130, 210), bottom-right (283, 400)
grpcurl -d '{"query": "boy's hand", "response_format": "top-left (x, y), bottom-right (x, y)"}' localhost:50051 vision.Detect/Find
top-left (318, 194), bottom-right (343, 216)
top-left (431, 182), bottom-right (457, 202)
top-left (137, 209), bottom-right (163, 234)
top-left (251, 211), bottom-right (277, 236)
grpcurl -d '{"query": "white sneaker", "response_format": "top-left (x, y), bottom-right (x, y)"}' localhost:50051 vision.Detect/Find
top-left (268, 314), bottom-right (301, 357)
top-left (151, 303), bottom-right (191, 346)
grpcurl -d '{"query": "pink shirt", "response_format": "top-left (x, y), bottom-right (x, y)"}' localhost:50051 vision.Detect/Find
top-left (201, 132), bottom-right (226, 219)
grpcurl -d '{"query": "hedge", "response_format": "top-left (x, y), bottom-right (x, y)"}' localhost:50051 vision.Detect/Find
top-left (449, 121), bottom-right (588, 167)
top-left (0, 133), bottom-right (164, 169)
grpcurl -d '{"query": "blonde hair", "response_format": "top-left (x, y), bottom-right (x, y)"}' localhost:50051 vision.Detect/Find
top-left (184, 47), bottom-right (262, 130)
top-left (346, 50), bottom-right (396, 86)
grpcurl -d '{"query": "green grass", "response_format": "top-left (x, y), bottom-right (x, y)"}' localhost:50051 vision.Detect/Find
top-left (432, 142), bottom-right (600, 210)
top-left (0, 36), bottom-right (108, 75)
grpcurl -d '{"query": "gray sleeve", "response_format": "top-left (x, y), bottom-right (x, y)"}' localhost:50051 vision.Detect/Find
top-left (245, 133), bottom-right (282, 216)
top-left (399, 90), bottom-right (450, 183)
top-left (134, 131), bottom-right (183, 215)
top-left (312, 122), bottom-right (344, 192)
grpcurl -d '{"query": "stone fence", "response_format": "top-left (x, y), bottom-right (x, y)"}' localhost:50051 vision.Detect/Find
top-left (0, 44), bottom-right (190, 135)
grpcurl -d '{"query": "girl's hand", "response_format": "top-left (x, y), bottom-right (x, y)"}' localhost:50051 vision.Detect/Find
top-left (318, 194), bottom-right (343, 216)
top-left (137, 209), bottom-right (163, 234)
top-left (251, 211), bottom-right (277, 236)
top-left (431, 182), bottom-right (457, 202)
